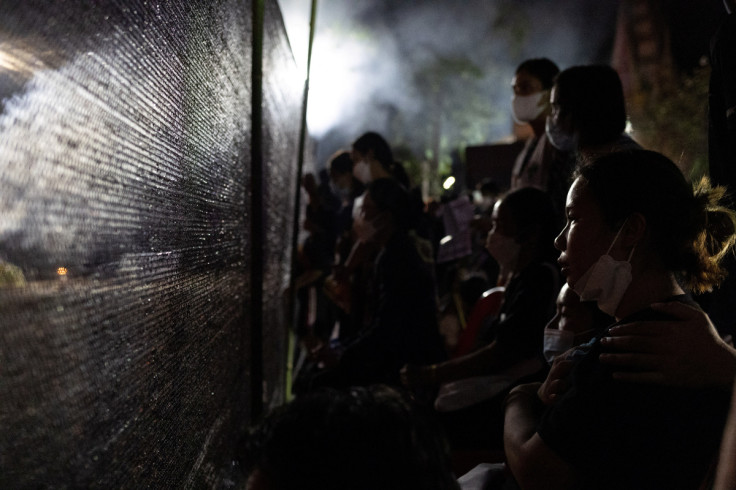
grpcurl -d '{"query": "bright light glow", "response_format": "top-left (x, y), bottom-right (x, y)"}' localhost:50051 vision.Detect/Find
top-left (0, 50), bottom-right (16, 71)
top-left (440, 235), bottom-right (453, 245)
top-left (279, 2), bottom-right (311, 76)
top-left (443, 176), bottom-right (456, 190)
top-left (280, 3), bottom-right (367, 137)
top-left (57, 267), bottom-right (68, 276)
top-left (625, 119), bottom-right (634, 134)
top-left (305, 35), bottom-right (372, 137)
top-left (0, 43), bottom-right (34, 74)
top-left (280, 2), bottom-right (406, 138)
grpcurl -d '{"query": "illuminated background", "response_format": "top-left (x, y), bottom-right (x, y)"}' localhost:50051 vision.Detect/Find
top-left (280, 0), bottom-right (726, 193)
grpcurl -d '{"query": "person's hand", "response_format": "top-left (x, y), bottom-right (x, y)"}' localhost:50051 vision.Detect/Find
top-left (400, 364), bottom-right (437, 389)
top-left (301, 172), bottom-right (318, 196)
top-left (537, 354), bottom-right (576, 406)
top-left (505, 382), bottom-right (544, 412)
top-left (343, 239), bottom-right (376, 271)
top-left (512, 381), bottom-right (543, 398)
top-left (599, 302), bottom-right (736, 390)
top-left (323, 273), bottom-right (351, 313)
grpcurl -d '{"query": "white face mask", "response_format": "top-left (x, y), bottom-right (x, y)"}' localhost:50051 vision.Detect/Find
top-left (485, 232), bottom-right (519, 270)
top-left (572, 222), bottom-right (635, 317)
top-left (512, 91), bottom-right (547, 123)
top-left (545, 115), bottom-right (577, 151)
top-left (542, 327), bottom-right (596, 364)
top-left (330, 181), bottom-right (351, 202)
top-left (353, 159), bottom-right (372, 184)
top-left (542, 328), bottom-right (575, 364)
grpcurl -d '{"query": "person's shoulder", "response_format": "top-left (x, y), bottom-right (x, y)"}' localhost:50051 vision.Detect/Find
top-left (618, 295), bottom-right (699, 324)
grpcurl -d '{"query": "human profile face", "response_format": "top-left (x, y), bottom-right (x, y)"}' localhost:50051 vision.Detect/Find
top-left (556, 284), bottom-right (592, 334)
top-left (547, 85), bottom-right (572, 133)
top-left (486, 199), bottom-right (521, 269)
top-left (485, 199), bottom-right (517, 247)
top-left (351, 148), bottom-right (372, 183)
top-left (511, 69), bottom-right (544, 96)
top-left (361, 191), bottom-right (379, 221)
top-left (350, 148), bottom-right (365, 166)
top-left (554, 178), bottom-right (616, 288)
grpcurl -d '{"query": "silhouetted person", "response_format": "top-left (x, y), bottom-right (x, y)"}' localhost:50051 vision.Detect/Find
top-left (546, 64), bottom-right (641, 166)
top-left (305, 178), bottom-right (446, 391)
top-left (241, 385), bottom-right (461, 490)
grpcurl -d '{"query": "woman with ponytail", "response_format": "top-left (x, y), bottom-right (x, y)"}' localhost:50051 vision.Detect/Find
top-left (502, 150), bottom-right (736, 490)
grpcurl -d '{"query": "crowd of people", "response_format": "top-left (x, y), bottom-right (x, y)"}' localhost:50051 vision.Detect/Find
top-left (241, 3), bottom-right (736, 488)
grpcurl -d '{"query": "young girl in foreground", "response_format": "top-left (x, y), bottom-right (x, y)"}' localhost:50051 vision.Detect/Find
top-left (503, 150), bottom-right (736, 489)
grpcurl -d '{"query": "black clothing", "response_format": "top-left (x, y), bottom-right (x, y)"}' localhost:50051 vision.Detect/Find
top-left (538, 296), bottom-right (730, 489)
top-left (313, 232), bottom-right (446, 389)
top-left (479, 261), bottom-right (560, 361)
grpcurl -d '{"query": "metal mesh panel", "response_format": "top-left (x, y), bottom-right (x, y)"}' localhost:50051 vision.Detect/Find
top-left (0, 0), bottom-right (301, 487)
top-left (260, 0), bottom-right (304, 410)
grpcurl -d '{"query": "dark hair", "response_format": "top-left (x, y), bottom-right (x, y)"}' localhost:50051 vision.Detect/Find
top-left (390, 160), bottom-right (411, 188)
top-left (479, 178), bottom-right (500, 196)
top-left (555, 65), bottom-right (626, 146)
top-left (367, 177), bottom-right (413, 232)
top-left (516, 58), bottom-right (560, 89)
top-left (328, 150), bottom-right (353, 175)
top-left (500, 186), bottom-right (561, 262)
top-left (577, 150), bottom-right (736, 293)
top-left (242, 385), bottom-right (459, 490)
top-left (352, 131), bottom-right (395, 172)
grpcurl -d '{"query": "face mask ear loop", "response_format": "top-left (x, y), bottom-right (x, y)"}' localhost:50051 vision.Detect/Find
top-left (625, 244), bottom-right (636, 262)
top-left (605, 218), bottom-right (637, 263)
top-left (539, 89), bottom-right (550, 108)
top-left (605, 219), bottom-right (628, 255)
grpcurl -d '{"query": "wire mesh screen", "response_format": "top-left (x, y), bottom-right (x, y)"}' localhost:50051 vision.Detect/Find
top-left (0, 0), bottom-right (301, 487)
top-left (260, 0), bottom-right (305, 411)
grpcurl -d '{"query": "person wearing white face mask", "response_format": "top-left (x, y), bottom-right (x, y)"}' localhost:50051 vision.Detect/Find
top-left (323, 132), bottom-right (405, 340)
top-left (541, 283), bottom-right (611, 364)
top-left (350, 131), bottom-right (396, 186)
top-left (503, 150), bottom-right (736, 490)
top-left (348, 131), bottom-right (399, 231)
top-left (509, 58), bottom-right (573, 223)
top-left (306, 178), bottom-right (447, 392)
top-left (545, 64), bottom-right (641, 166)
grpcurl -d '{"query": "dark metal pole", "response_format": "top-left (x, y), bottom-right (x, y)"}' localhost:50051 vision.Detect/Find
top-left (250, 0), bottom-right (265, 421)
top-left (286, 0), bottom-right (318, 399)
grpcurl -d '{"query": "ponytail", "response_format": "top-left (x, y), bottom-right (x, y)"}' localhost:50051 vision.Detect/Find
top-left (682, 178), bottom-right (736, 293)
